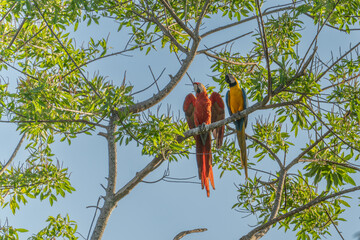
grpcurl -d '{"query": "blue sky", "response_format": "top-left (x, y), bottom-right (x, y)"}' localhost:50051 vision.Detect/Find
top-left (1, 2), bottom-right (360, 240)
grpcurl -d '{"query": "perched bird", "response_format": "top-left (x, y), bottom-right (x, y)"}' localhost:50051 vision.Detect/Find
top-left (225, 74), bottom-right (249, 179)
top-left (183, 82), bottom-right (225, 197)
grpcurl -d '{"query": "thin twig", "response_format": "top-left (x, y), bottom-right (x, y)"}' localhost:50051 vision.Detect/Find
top-left (0, 134), bottom-right (26, 176)
top-left (197, 31), bottom-right (253, 54)
top-left (173, 228), bottom-right (207, 240)
top-left (202, 51), bottom-right (257, 66)
top-left (201, 5), bottom-right (297, 38)
top-left (247, 134), bottom-right (284, 169)
top-left (256, 0), bottom-right (272, 97)
top-left (323, 205), bottom-right (345, 240)
top-left (159, 0), bottom-right (196, 39)
top-left (0, 3), bottom-right (17, 24)
top-left (87, 197), bottom-right (103, 240)
top-left (8, 16), bottom-right (27, 49)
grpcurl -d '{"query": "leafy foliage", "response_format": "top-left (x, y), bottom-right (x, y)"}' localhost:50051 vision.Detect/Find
top-left (28, 214), bottom-right (78, 240)
top-left (1, 0), bottom-right (360, 239)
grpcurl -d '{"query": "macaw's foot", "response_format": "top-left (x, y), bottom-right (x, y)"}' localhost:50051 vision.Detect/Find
top-left (199, 123), bottom-right (207, 145)
top-left (200, 123), bottom-right (206, 132)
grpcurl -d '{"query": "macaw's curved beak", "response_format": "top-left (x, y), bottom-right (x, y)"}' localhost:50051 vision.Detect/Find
top-left (193, 82), bottom-right (201, 94)
top-left (225, 74), bottom-right (231, 84)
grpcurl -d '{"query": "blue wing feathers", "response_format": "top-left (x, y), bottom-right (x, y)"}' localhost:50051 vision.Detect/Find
top-left (225, 91), bottom-right (232, 117)
top-left (242, 88), bottom-right (247, 109)
top-left (242, 88), bottom-right (248, 128)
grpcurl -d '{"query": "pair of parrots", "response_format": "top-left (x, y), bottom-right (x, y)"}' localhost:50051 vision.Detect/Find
top-left (183, 73), bottom-right (248, 197)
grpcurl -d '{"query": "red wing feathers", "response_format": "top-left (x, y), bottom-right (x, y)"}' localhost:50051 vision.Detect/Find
top-left (210, 92), bottom-right (225, 148)
top-left (183, 93), bottom-right (196, 130)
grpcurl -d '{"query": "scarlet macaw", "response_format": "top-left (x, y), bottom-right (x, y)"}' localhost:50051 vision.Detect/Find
top-left (225, 74), bottom-right (248, 178)
top-left (183, 82), bottom-right (225, 197)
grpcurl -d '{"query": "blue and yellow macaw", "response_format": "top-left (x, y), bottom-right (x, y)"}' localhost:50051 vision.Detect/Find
top-left (225, 74), bottom-right (248, 178)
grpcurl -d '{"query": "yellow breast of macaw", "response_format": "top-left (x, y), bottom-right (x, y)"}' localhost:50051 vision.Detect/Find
top-left (229, 85), bottom-right (244, 114)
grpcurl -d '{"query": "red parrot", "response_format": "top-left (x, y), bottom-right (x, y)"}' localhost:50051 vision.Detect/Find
top-left (183, 82), bottom-right (225, 197)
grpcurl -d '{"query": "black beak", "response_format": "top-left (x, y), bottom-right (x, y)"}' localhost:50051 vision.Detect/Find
top-left (196, 87), bottom-right (200, 94)
top-left (225, 74), bottom-right (230, 84)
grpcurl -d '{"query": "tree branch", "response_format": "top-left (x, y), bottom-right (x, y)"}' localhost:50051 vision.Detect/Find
top-left (114, 153), bottom-right (167, 202)
top-left (180, 100), bottom-right (264, 142)
top-left (299, 158), bottom-right (360, 172)
top-left (158, 0), bottom-right (196, 40)
top-left (260, 99), bottom-right (302, 109)
top-left (90, 114), bottom-right (117, 240)
top-left (201, 51), bottom-right (257, 66)
top-left (173, 228), bottom-right (208, 240)
top-left (0, 134), bottom-right (26, 176)
top-left (316, 41), bottom-right (360, 82)
top-left (0, 3), bottom-right (17, 25)
top-left (297, 0), bottom-right (340, 77)
top-left (246, 135), bottom-right (284, 169)
top-left (197, 31), bottom-right (253, 54)
top-left (146, 12), bottom-right (188, 53)
top-left (240, 185), bottom-right (360, 240)
top-left (256, 0), bottom-right (272, 98)
top-left (286, 129), bottom-right (331, 171)
top-left (118, 40), bottom-right (199, 114)
top-left (201, 6), bottom-right (296, 38)
top-left (195, 0), bottom-right (210, 37)
top-left (7, 17), bottom-right (27, 49)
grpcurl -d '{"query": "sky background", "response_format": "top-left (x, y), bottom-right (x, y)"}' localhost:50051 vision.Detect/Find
top-left (1, 1), bottom-right (360, 240)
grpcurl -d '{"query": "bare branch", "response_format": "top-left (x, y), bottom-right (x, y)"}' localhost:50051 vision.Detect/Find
top-left (316, 41), bottom-right (360, 82)
top-left (195, 0), bottom-right (211, 37)
top-left (0, 134), bottom-right (26, 176)
top-left (15, 26), bottom-right (46, 53)
top-left (62, 37), bottom-right (162, 79)
top-left (256, 0), bottom-right (272, 98)
top-left (130, 68), bottom-right (166, 96)
top-left (173, 228), bottom-right (208, 240)
top-left (118, 40), bottom-right (199, 114)
top-left (298, 0), bottom-right (340, 75)
top-left (323, 205), bottom-right (345, 240)
top-left (197, 31), bottom-right (253, 54)
top-left (0, 58), bottom-right (38, 80)
top-left (286, 129), bottom-right (331, 171)
top-left (201, 51), bottom-right (257, 66)
top-left (303, 104), bottom-right (360, 153)
top-left (90, 115), bottom-right (118, 240)
top-left (272, 47), bottom-right (316, 96)
top-left (114, 153), bottom-right (166, 202)
top-left (322, 72), bottom-right (360, 91)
